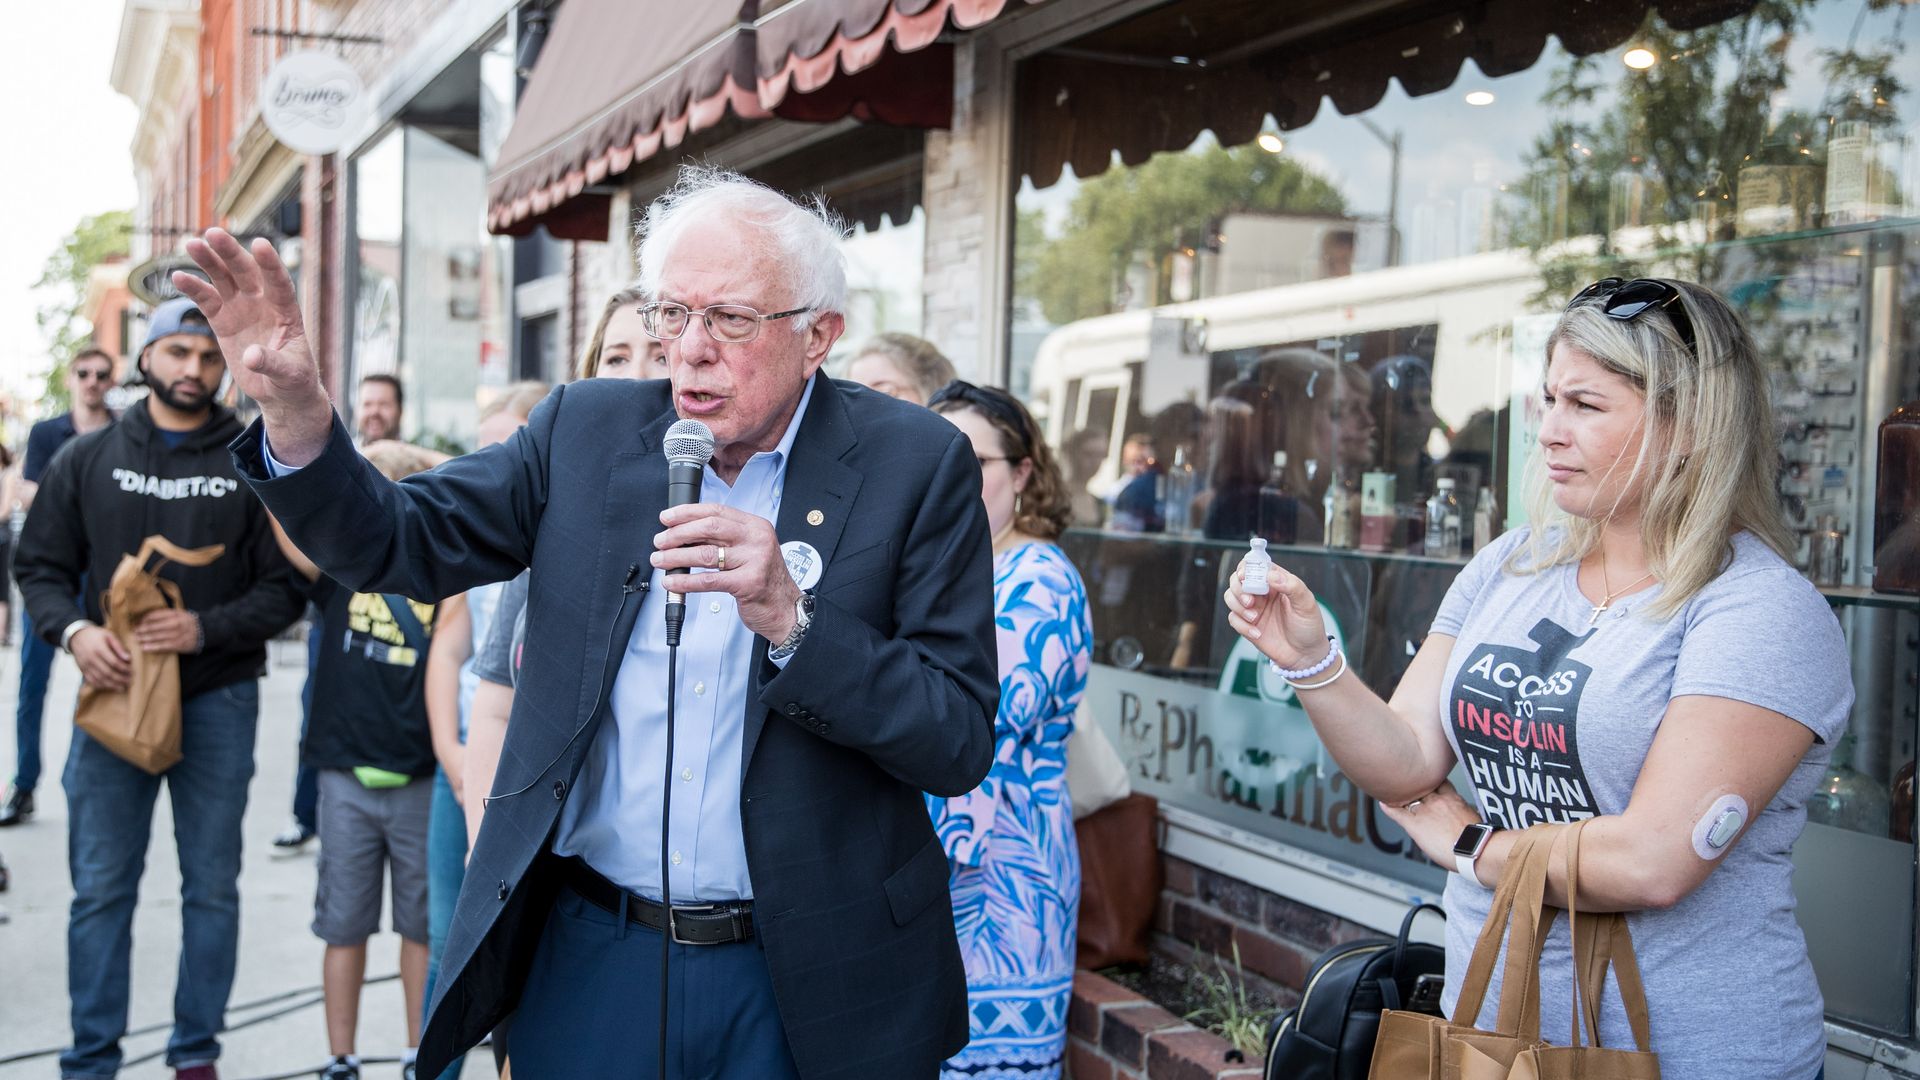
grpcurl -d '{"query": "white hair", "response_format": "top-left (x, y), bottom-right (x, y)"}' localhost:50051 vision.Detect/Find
top-left (634, 165), bottom-right (849, 332)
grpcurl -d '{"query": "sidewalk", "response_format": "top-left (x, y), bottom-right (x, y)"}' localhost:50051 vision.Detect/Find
top-left (0, 635), bottom-right (488, 1080)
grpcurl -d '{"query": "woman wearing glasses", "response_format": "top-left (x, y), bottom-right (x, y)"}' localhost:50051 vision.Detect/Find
top-left (927, 381), bottom-right (1090, 1080)
top-left (1225, 279), bottom-right (1848, 1080)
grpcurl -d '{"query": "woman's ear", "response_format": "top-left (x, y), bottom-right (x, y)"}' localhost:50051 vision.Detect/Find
top-left (1013, 457), bottom-right (1035, 493)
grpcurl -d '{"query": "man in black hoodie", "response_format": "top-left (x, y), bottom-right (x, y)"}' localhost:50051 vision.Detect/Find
top-left (15, 297), bottom-right (306, 1080)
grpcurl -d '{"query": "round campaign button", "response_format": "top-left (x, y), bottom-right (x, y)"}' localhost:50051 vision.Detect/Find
top-left (780, 541), bottom-right (824, 590)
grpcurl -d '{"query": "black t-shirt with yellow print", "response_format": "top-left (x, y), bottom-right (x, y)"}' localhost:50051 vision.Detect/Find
top-left (300, 575), bottom-right (437, 778)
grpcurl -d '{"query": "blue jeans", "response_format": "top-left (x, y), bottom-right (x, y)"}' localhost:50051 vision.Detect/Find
top-left (61, 681), bottom-right (260, 1078)
top-left (12, 608), bottom-right (56, 792)
top-left (423, 766), bottom-right (467, 1080)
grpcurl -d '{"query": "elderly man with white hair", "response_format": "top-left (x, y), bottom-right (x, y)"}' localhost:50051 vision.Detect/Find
top-left (179, 166), bottom-right (998, 1079)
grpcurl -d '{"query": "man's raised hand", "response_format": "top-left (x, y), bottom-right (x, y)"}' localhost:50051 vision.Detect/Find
top-left (175, 229), bottom-right (334, 464)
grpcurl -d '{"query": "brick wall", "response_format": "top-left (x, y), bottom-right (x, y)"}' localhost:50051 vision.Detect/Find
top-left (1155, 853), bottom-right (1379, 1008)
top-left (1067, 850), bottom-right (1383, 1078)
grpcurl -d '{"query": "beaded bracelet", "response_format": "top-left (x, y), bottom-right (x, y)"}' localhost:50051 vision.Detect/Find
top-left (1270, 635), bottom-right (1339, 681)
top-left (1286, 652), bottom-right (1347, 691)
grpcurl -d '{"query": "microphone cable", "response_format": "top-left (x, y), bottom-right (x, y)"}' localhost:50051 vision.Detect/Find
top-left (660, 594), bottom-right (686, 1080)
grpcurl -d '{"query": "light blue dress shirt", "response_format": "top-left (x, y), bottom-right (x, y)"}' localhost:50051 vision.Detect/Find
top-left (553, 376), bottom-right (814, 901)
top-left (263, 375), bottom-right (816, 903)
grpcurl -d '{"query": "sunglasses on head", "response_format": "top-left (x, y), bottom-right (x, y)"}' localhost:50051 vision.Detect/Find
top-left (929, 380), bottom-right (1033, 456)
top-left (1567, 277), bottom-right (1697, 358)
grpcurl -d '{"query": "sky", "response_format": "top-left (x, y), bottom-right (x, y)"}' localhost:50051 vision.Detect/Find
top-left (0, 0), bottom-right (137, 417)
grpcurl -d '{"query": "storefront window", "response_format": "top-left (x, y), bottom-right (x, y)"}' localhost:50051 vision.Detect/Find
top-left (351, 128), bottom-right (404, 392)
top-left (1013, 0), bottom-right (1918, 1037)
top-left (836, 206), bottom-right (927, 364)
top-left (478, 28), bottom-right (517, 393)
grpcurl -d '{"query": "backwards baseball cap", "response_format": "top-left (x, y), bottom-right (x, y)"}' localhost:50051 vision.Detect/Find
top-left (140, 297), bottom-right (216, 354)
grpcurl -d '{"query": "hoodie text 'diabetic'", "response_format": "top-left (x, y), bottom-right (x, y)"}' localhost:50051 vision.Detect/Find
top-left (14, 402), bottom-right (307, 699)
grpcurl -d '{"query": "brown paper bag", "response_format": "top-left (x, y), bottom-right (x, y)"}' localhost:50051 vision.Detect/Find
top-left (73, 536), bottom-right (225, 774)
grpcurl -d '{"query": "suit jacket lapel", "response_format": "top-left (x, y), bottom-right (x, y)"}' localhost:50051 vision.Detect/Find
top-left (742, 378), bottom-right (863, 778)
top-left (577, 406), bottom-right (674, 735)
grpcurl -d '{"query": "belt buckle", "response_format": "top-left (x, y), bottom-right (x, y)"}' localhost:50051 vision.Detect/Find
top-left (668, 903), bottom-right (723, 946)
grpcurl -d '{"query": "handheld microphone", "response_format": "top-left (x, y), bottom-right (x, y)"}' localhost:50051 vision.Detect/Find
top-left (662, 419), bottom-right (714, 647)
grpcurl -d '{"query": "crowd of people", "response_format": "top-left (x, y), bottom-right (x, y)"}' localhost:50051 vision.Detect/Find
top-left (0, 164), bottom-right (1848, 1080)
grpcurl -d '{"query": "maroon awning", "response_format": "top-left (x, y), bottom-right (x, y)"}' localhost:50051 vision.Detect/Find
top-left (1016, 0), bottom-right (1762, 188)
top-left (755, 0), bottom-right (1042, 113)
top-left (486, 0), bottom-right (763, 237)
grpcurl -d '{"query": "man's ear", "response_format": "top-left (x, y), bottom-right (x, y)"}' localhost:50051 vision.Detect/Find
top-left (804, 312), bottom-right (846, 371)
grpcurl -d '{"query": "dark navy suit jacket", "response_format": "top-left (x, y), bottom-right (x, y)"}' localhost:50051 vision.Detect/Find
top-left (232, 376), bottom-right (999, 1078)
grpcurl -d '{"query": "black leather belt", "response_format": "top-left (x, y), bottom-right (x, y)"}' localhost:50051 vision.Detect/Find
top-left (562, 856), bottom-right (754, 945)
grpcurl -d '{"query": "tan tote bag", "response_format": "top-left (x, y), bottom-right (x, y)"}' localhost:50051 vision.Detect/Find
top-left (73, 536), bottom-right (225, 774)
top-left (1370, 821), bottom-right (1661, 1080)
top-left (1370, 825), bottom-right (1556, 1079)
top-left (1507, 819), bottom-right (1660, 1080)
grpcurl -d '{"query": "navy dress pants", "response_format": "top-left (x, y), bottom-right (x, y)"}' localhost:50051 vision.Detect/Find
top-left (508, 884), bottom-right (802, 1080)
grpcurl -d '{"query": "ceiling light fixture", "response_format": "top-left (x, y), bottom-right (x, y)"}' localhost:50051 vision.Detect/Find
top-left (1465, 90), bottom-right (1495, 106)
top-left (1623, 47), bottom-right (1657, 70)
top-left (1257, 133), bottom-right (1286, 154)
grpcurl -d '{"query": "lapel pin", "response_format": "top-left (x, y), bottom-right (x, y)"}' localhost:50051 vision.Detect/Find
top-left (806, 509), bottom-right (824, 526)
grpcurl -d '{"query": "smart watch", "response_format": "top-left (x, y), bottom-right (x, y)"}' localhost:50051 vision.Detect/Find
top-left (1452, 822), bottom-right (1496, 885)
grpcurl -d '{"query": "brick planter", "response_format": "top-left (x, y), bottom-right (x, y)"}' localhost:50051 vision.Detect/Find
top-left (1067, 970), bottom-right (1264, 1079)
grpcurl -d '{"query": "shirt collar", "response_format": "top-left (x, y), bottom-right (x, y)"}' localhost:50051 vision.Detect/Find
top-left (751, 372), bottom-right (817, 471)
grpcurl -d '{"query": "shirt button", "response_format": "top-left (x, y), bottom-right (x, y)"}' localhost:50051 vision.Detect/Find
top-left (694, 681), bottom-right (706, 696)
top-left (709, 602), bottom-right (722, 614)
top-left (671, 851), bottom-right (683, 866)
top-left (681, 768), bottom-right (693, 782)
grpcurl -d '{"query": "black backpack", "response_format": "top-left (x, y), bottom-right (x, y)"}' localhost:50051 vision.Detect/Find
top-left (1264, 903), bottom-right (1446, 1080)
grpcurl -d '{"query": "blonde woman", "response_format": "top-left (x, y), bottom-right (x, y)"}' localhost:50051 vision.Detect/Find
top-left (1225, 279), bottom-right (1847, 1080)
top-left (576, 287), bottom-right (667, 381)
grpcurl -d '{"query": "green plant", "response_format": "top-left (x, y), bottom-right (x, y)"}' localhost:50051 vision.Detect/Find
top-left (1183, 942), bottom-right (1274, 1060)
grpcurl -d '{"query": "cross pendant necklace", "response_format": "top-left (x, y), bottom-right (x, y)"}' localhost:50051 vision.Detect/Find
top-left (1588, 556), bottom-right (1656, 627)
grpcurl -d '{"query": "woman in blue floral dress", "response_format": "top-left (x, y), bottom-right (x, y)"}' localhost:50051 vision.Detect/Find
top-left (927, 382), bottom-right (1092, 1079)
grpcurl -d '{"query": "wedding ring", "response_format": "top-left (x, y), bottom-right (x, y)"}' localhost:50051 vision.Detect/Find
top-left (716, 546), bottom-right (727, 571)
top-left (1405, 798), bottom-right (1424, 811)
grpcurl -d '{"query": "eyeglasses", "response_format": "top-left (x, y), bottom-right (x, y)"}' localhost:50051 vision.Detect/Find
top-left (73, 369), bottom-right (113, 382)
top-left (976, 455), bottom-right (1012, 468)
top-left (1567, 277), bottom-right (1697, 358)
top-left (638, 301), bottom-right (812, 344)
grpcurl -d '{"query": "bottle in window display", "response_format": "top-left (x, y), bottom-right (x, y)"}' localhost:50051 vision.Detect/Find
top-left (1807, 732), bottom-right (1891, 835)
top-left (1323, 468), bottom-right (1360, 550)
top-left (1736, 115), bottom-right (1822, 237)
top-left (1473, 486), bottom-right (1499, 553)
top-left (1424, 478), bottom-right (1461, 558)
top-left (1257, 450), bottom-right (1299, 544)
top-left (1872, 399), bottom-right (1920, 594)
top-left (1162, 445), bottom-right (1197, 537)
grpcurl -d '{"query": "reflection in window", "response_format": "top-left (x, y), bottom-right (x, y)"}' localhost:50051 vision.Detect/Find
top-left (1014, 2), bottom-right (1920, 1013)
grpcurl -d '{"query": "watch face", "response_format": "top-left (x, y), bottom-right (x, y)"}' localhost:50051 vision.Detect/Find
top-left (1453, 823), bottom-right (1493, 858)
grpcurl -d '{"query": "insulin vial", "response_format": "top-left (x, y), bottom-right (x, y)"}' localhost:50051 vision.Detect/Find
top-left (1243, 537), bottom-right (1272, 595)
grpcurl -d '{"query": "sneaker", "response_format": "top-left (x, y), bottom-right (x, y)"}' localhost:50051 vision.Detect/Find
top-left (401, 1062), bottom-right (416, 1080)
top-left (271, 818), bottom-right (316, 852)
top-left (320, 1057), bottom-right (359, 1080)
top-left (0, 786), bottom-right (33, 827)
top-left (175, 1065), bottom-right (219, 1080)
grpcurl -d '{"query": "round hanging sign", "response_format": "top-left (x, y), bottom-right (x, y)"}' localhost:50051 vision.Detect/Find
top-left (261, 50), bottom-right (369, 155)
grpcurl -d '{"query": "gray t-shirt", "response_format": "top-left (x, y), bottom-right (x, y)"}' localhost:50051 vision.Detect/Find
top-left (1430, 528), bottom-right (1850, 1080)
top-left (472, 571), bottom-right (530, 689)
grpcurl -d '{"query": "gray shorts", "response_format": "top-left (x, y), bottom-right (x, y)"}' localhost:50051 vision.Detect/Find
top-left (313, 768), bottom-right (431, 946)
